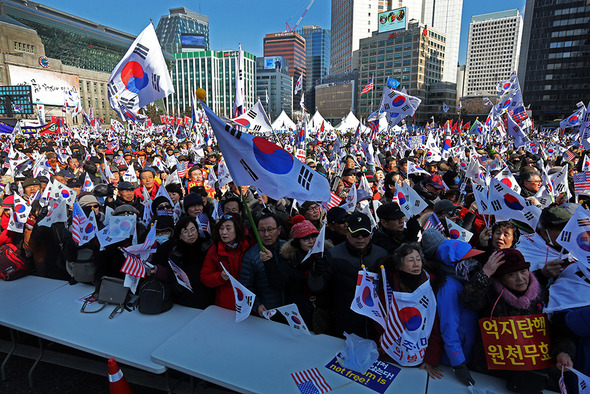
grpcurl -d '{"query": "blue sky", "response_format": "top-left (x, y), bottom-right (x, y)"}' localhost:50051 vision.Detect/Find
top-left (42, 0), bottom-right (526, 64)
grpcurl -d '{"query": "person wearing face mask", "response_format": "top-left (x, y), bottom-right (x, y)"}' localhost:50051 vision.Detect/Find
top-left (200, 214), bottom-right (253, 310)
top-left (151, 196), bottom-right (174, 218)
top-left (461, 249), bottom-right (550, 393)
top-left (145, 216), bottom-right (176, 280)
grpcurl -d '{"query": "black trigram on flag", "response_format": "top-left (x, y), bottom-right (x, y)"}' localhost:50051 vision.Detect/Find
top-left (388, 91), bottom-right (396, 99)
top-left (577, 218), bottom-right (590, 227)
top-left (401, 104), bottom-right (410, 112)
top-left (247, 110), bottom-right (257, 119)
top-left (493, 183), bottom-right (503, 193)
top-left (491, 200), bottom-right (501, 211)
top-left (523, 211), bottom-right (535, 221)
top-left (240, 159), bottom-right (258, 182)
top-left (419, 295), bottom-right (429, 308)
top-left (252, 125), bottom-right (262, 132)
top-left (133, 43), bottom-right (149, 59)
top-left (119, 96), bottom-right (137, 111)
top-left (298, 166), bottom-right (313, 190)
top-left (560, 231), bottom-right (572, 243)
top-left (107, 81), bottom-right (118, 98)
top-left (480, 201), bottom-right (489, 212)
top-left (575, 270), bottom-right (590, 285)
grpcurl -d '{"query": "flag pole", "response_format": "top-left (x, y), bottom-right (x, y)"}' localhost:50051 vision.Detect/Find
top-left (238, 187), bottom-right (266, 253)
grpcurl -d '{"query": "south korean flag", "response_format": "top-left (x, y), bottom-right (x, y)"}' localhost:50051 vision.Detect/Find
top-left (263, 304), bottom-right (311, 336)
top-left (221, 264), bottom-right (255, 323)
top-left (557, 205), bottom-right (590, 270)
top-left (488, 178), bottom-right (541, 229)
top-left (13, 194), bottom-right (31, 223)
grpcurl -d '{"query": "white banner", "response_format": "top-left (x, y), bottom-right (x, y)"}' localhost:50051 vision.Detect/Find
top-left (8, 65), bottom-right (79, 106)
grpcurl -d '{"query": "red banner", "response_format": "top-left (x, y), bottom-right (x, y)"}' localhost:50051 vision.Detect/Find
top-left (479, 314), bottom-right (552, 371)
top-left (160, 115), bottom-right (166, 124)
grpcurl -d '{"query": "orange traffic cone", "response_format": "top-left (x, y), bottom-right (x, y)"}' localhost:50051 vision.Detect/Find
top-left (108, 358), bottom-right (133, 394)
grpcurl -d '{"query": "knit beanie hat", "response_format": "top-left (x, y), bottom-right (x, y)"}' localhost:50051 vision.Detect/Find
top-left (421, 229), bottom-right (446, 258)
top-left (290, 214), bottom-right (319, 239)
top-left (492, 248), bottom-right (530, 278)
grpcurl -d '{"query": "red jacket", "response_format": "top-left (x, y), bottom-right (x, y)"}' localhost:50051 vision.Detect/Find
top-left (200, 238), bottom-right (252, 310)
top-left (134, 183), bottom-right (159, 201)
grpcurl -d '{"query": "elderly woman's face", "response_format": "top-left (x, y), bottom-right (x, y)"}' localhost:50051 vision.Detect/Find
top-left (400, 249), bottom-right (422, 276)
top-left (501, 269), bottom-right (530, 293)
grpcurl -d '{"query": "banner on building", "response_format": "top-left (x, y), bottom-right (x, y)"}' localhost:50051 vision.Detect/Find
top-left (8, 65), bottom-right (79, 106)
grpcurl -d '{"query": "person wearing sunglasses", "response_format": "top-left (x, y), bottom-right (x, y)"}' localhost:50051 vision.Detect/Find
top-left (309, 212), bottom-right (387, 339)
top-left (78, 193), bottom-right (105, 226)
top-left (201, 213), bottom-right (253, 310)
top-left (325, 207), bottom-right (349, 246)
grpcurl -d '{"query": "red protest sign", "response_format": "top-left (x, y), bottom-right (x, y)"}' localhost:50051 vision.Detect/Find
top-left (479, 314), bottom-right (553, 371)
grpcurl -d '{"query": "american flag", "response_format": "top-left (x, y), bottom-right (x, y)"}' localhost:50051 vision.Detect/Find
top-left (196, 213), bottom-right (211, 236)
top-left (321, 191), bottom-right (342, 211)
top-left (120, 253), bottom-right (146, 278)
top-left (508, 105), bottom-right (529, 123)
top-left (71, 202), bottom-right (87, 245)
top-left (291, 368), bottom-right (331, 394)
top-left (423, 213), bottom-right (445, 233)
top-left (368, 120), bottom-right (379, 140)
top-left (574, 172), bottom-right (590, 194)
top-left (360, 77), bottom-right (374, 96)
top-left (177, 161), bottom-right (189, 178)
top-left (563, 150), bottom-right (576, 162)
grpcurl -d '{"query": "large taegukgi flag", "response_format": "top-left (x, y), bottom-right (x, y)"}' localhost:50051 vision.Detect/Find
top-left (202, 103), bottom-right (331, 202)
top-left (107, 24), bottom-right (174, 117)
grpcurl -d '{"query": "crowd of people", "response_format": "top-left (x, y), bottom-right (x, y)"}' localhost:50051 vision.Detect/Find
top-left (1, 126), bottom-right (589, 393)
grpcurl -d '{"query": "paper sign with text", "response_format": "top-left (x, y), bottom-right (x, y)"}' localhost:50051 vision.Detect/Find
top-left (479, 314), bottom-right (552, 370)
top-left (325, 357), bottom-right (400, 393)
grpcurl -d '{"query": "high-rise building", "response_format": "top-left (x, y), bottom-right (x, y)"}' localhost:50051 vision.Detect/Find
top-left (256, 56), bottom-right (293, 118)
top-left (155, 7), bottom-right (209, 54)
top-left (464, 10), bottom-right (523, 97)
top-left (398, 0), bottom-right (463, 83)
top-left (331, 0), bottom-right (390, 74)
top-left (297, 25), bottom-right (331, 112)
top-left (170, 50), bottom-right (256, 118)
top-left (263, 31), bottom-right (306, 96)
top-left (1, 0), bottom-right (151, 123)
top-left (518, 0), bottom-right (590, 122)
top-left (357, 22), bottom-right (448, 121)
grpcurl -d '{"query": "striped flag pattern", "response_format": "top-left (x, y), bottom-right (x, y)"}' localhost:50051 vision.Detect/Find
top-left (291, 367), bottom-right (331, 394)
top-left (574, 172), bottom-right (590, 194)
top-left (368, 120), bottom-right (379, 140)
top-left (423, 213), bottom-right (445, 233)
top-left (381, 291), bottom-right (405, 347)
top-left (321, 192), bottom-right (342, 211)
top-left (177, 161), bottom-right (189, 178)
top-left (360, 77), bottom-right (374, 96)
top-left (71, 202), bottom-right (87, 245)
top-left (563, 150), bottom-right (576, 162)
top-left (120, 253), bottom-right (146, 278)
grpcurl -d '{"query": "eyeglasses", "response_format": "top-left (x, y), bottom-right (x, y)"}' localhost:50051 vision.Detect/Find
top-left (349, 231), bottom-right (371, 238)
top-left (89, 204), bottom-right (100, 209)
top-left (307, 205), bottom-right (320, 211)
top-left (181, 227), bottom-right (198, 235)
top-left (158, 204), bottom-right (173, 210)
top-left (301, 234), bottom-right (318, 241)
top-left (258, 227), bottom-right (277, 234)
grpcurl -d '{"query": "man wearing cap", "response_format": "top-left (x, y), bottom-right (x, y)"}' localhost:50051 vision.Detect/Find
top-left (299, 201), bottom-right (322, 230)
top-left (414, 174), bottom-right (444, 207)
top-left (309, 212), bottom-right (387, 339)
top-left (373, 203), bottom-right (420, 253)
top-left (325, 207), bottom-right (349, 246)
top-left (106, 181), bottom-right (144, 217)
top-left (22, 178), bottom-right (41, 202)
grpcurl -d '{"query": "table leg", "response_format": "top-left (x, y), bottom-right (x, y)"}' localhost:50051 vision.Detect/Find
top-left (165, 369), bottom-right (172, 394)
top-left (0, 329), bottom-right (16, 381)
top-left (27, 337), bottom-right (44, 387)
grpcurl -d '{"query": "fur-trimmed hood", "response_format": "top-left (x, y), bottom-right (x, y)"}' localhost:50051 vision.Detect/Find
top-left (280, 238), bottom-right (334, 261)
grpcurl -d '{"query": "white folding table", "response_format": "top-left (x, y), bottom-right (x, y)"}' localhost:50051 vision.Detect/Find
top-left (151, 305), bottom-right (429, 394)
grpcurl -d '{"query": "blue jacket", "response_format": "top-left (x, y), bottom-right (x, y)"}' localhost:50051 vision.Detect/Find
top-left (437, 276), bottom-right (479, 367)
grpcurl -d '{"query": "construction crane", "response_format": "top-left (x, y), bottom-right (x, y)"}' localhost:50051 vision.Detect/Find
top-left (285, 0), bottom-right (316, 32)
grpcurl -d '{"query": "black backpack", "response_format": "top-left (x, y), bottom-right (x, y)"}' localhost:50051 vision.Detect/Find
top-left (137, 277), bottom-right (173, 315)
